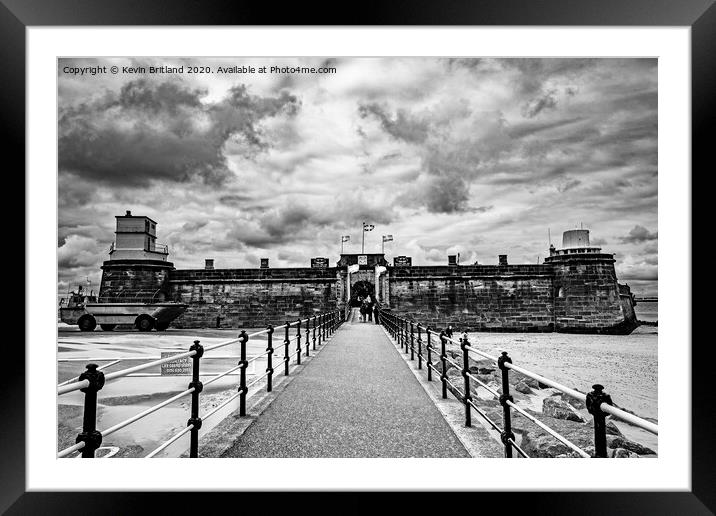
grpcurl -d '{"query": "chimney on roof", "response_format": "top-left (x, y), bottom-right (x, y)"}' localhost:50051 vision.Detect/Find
top-left (260, 258), bottom-right (269, 269)
top-left (499, 255), bottom-right (508, 265)
top-left (126, 210), bottom-right (132, 216)
top-left (205, 259), bottom-right (214, 270)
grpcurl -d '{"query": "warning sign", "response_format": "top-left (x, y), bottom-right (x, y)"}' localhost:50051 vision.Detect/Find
top-left (160, 352), bottom-right (191, 376)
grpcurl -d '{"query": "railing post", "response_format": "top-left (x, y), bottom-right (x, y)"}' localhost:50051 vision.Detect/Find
top-left (284, 322), bottom-right (290, 376)
top-left (426, 327), bottom-right (432, 381)
top-left (76, 363), bottom-right (105, 458)
top-left (296, 319), bottom-right (302, 365)
top-left (461, 334), bottom-right (472, 427)
top-left (440, 331), bottom-right (448, 399)
top-left (238, 331), bottom-right (249, 417)
top-left (318, 314), bottom-right (323, 345)
top-left (417, 325), bottom-right (423, 369)
top-left (266, 326), bottom-right (274, 392)
top-left (586, 384), bottom-right (613, 458)
top-left (305, 319), bottom-right (311, 356)
top-left (409, 321), bottom-right (415, 360)
top-left (187, 340), bottom-right (204, 457)
top-left (312, 316), bottom-right (317, 352)
top-left (498, 351), bottom-right (514, 458)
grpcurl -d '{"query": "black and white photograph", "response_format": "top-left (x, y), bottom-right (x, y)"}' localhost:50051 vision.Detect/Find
top-left (56, 56), bottom-right (659, 461)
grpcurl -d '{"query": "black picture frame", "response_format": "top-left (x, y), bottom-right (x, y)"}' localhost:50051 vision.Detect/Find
top-left (4, 0), bottom-right (712, 513)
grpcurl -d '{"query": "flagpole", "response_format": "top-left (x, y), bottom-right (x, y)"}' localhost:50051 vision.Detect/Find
top-left (361, 222), bottom-right (365, 254)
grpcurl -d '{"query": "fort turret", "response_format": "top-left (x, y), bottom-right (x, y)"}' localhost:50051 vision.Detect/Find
top-left (544, 228), bottom-right (637, 334)
top-left (98, 211), bottom-right (175, 303)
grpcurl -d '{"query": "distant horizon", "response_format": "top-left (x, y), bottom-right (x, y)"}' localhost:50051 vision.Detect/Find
top-left (58, 57), bottom-right (658, 297)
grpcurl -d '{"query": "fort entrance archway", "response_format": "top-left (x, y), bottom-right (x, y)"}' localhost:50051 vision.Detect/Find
top-left (350, 280), bottom-right (374, 307)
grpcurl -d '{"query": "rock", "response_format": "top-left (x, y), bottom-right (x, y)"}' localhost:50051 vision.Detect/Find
top-left (605, 420), bottom-right (623, 436)
top-left (524, 378), bottom-right (540, 389)
top-left (611, 448), bottom-right (639, 458)
top-left (515, 380), bottom-right (532, 394)
top-left (478, 367), bottom-right (495, 374)
top-left (549, 391), bottom-right (586, 410)
top-left (543, 397), bottom-right (586, 422)
top-left (447, 368), bottom-right (462, 379)
top-left (607, 436), bottom-right (655, 455)
top-left (482, 405), bottom-right (594, 458)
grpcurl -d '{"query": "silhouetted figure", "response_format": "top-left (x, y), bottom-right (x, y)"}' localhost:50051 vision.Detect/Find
top-left (373, 304), bottom-right (380, 324)
top-left (445, 325), bottom-right (453, 338)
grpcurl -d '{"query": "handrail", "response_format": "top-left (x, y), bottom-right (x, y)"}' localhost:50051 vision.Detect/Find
top-left (58, 316), bottom-right (323, 395)
top-left (58, 309), bottom-right (343, 458)
top-left (441, 325), bottom-right (657, 435)
top-left (378, 309), bottom-right (657, 458)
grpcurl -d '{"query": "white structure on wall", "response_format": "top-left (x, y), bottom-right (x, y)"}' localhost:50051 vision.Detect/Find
top-left (108, 210), bottom-right (169, 261)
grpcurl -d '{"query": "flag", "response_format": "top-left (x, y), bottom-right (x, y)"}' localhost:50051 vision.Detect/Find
top-left (382, 235), bottom-right (393, 242)
top-left (341, 235), bottom-right (350, 242)
top-left (363, 223), bottom-right (375, 231)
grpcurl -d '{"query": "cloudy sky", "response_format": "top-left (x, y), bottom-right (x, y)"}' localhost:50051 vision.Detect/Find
top-left (58, 57), bottom-right (657, 296)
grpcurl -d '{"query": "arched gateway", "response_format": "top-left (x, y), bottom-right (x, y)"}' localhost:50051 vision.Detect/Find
top-left (350, 280), bottom-right (374, 307)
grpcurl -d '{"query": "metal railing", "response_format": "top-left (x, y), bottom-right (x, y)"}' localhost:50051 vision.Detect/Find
top-left (378, 310), bottom-right (657, 458)
top-left (57, 309), bottom-right (344, 459)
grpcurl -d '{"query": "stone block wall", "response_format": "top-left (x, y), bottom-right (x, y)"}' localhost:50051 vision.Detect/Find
top-left (549, 254), bottom-right (638, 334)
top-left (168, 268), bottom-right (341, 328)
top-left (387, 265), bottom-right (556, 332)
top-left (97, 256), bottom-right (638, 333)
top-left (98, 260), bottom-right (174, 302)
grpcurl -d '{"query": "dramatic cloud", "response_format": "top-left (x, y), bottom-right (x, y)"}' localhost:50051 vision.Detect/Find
top-left (57, 57), bottom-right (658, 297)
top-left (59, 79), bottom-right (299, 187)
top-left (620, 225), bottom-right (658, 244)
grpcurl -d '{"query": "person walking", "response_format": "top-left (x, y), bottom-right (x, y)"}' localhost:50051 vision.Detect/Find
top-left (360, 297), bottom-right (370, 322)
top-left (373, 303), bottom-right (380, 324)
top-left (366, 295), bottom-right (373, 322)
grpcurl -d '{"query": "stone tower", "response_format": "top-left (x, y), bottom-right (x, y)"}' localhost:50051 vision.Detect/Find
top-left (544, 229), bottom-right (637, 334)
top-left (98, 211), bottom-right (175, 302)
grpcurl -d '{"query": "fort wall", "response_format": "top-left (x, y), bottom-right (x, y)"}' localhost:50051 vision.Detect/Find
top-left (386, 265), bottom-right (556, 332)
top-left (547, 253), bottom-right (638, 334)
top-left (97, 257), bottom-right (638, 333)
top-left (167, 268), bottom-right (341, 328)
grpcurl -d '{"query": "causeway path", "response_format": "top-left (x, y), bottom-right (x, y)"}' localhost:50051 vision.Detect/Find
top-left (222, 309), bottom-right (470, 457)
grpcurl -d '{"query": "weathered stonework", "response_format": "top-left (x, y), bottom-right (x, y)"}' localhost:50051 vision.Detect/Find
top-left (168, 268), bottom-right (341, 328)
top-left (98, 254), bottom-right (637, 333)
top-left (98, 259), bottom-right (175, 302)
top-left (386, 265), bottom-right (556, 332)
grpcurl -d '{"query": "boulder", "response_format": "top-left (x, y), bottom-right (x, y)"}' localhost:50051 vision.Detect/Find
top-left (611, 448), bottom-right (639, 458)
top-left (524, 378), bottom-right (540, 389)
top-left (607, 436), bottom-right (655, 455)
top-left (543, 397), bottom-right (586, 423)
top-left (481, 405), bottom-right (593, 458)
top-left (468, 358), bottom-right (496, 375)
top-left (549, 391), bottom-right (586, 410)
top-left (605, 420), bottom-right (623, 436)
top-left (515, 381), bottom-right (532, 394)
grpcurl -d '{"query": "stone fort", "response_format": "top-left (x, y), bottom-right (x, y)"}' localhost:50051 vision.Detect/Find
top-left (97, 211), bottom-right (638, 334)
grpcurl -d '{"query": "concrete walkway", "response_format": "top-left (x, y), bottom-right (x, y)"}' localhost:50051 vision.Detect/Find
top-left (221, 309), bottom-right (470, 457)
